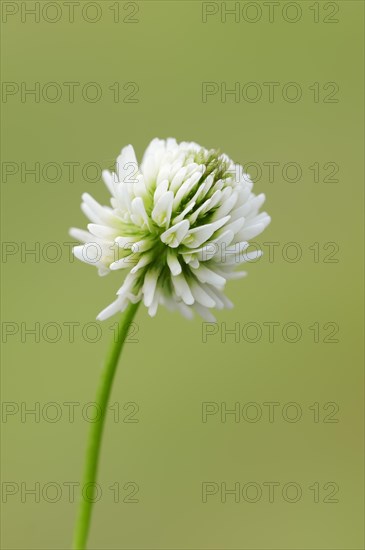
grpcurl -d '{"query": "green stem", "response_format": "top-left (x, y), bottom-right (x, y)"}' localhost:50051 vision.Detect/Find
top-left (72, 302), bottom-right (140, 550)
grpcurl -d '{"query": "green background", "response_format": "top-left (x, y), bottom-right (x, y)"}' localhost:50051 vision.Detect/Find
top-left (1, 1), bottom-right (364, 548)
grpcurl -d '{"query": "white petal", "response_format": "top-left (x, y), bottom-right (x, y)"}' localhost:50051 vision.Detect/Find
top-left (73, 244), bottom-right (105, 268)
top-left (210, 191), bottom-right (238, 221)
top-left (172, 168), bottom-right (205, 210)
top-left (210, 179), bottom-right (224, 193)
top-left (169, 167), bottom-right (188, 193)
top-left (156, 166), bottom-right (171, 186)
top-left (221, 217), bottom-right (246, 237)
top-left (183, 216), bottom-right (230, 249)
top-left (116, 144), bottom-right (138, 183)
top-left (187, 199), bottom-right (212, 225)
top-left (203, 285), bottom-right (224, 309)
top-left (87, 224), bottom-right (118, 240)
top-left (183, 256), bottom-right (199, 268)
top-left (151, 191), bottom-right (174, 227)
top-left (115, 236), bottom-right (138, 248)
top-left (176, 301), bottom-right (195, 320)
top-left (171, 273), bottom-right (194, 305)
top-left (82, 193), bottom-right (116, 225)
top-left (69, 227), bottom-right (94, 243)
top-left (172, 199), bottom-right (197, 224)
top-left (160, 220), bottom-right (190, 248)
top-left (204, 285), bottom-right (233, 309)
top-left (154, 179), bottom-right (169, 203)
top-left (193, 303), bottom-right (216, 322)
top-left (182, 230), bottom-right (234, 261)
top-left (238, 215), bottom-right (271, 240)
top-left (98, 266), bottom-right (110, 277)
top-left (110, 255), bottom-right (136, 271)
top-left (229, 203), bottom-right (247, 222)
top-left (189, 279), bottom-right (216, 308)
top-left (191, 264), bottom-right (226, 287)
top-left (134, 174), bottom-right (147, 199)
top-left (131, 238), bottom-right (155, 254)
top-left (198, 190), bottom-right (222, 216)
top-left (212, 229), bottom-right (235, 248)
top-left (116, 271), bottom-right (139, 295)
top-left (141, 152), bottom-right (158, 185)
top-left (192, 173), bottom-right (215, 202)
top-left (130, 252), bottom-right (154, 273)
top-left (81, 203), bottom-right (100, 224)
top-left (130, 197), bottom-right (152, 230)
top-left (241, 193), bottom-right (266, 218)
top-left (143, 267), bottom-right (161, 307)
top-left (141, 138), bottom-right (165, 166)
top-left (240, 249), bottom-right (263, 264)
top-left (102, 170), bottom-right (116, 196)
top-left (148, 284), bottom-right (162, 317)
top-left (167, 250), bottom-right (182, 275)
top-left (97, 296), bottom-right (127, 321)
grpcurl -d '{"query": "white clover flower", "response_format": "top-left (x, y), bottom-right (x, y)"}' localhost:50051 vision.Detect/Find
top-left (70, 138), bottom-right (271, 321)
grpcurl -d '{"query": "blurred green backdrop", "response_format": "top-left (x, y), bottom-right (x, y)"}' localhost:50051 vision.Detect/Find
top-left (1, 1), bottom-right (364, 549)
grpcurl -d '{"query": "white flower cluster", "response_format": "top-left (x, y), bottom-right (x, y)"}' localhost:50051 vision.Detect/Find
top-left (70, 138), bottom-right (271, 320)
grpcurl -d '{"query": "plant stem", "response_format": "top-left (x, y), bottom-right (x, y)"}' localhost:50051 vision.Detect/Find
top-left (72, 302), bottom-right (140, 550)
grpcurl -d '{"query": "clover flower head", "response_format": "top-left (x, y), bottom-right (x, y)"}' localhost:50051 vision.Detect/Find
top-left (70, 138), bottom-right (271, 321)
